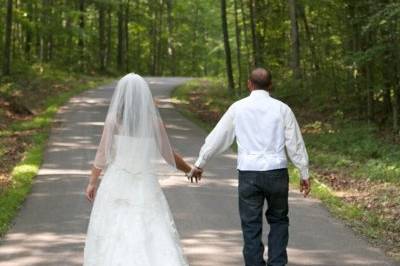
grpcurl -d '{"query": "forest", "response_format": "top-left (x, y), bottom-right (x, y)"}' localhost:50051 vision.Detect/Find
top-left (0, 0), bottom-right (400, 260)
top-left (1, 0), bottom-right (400, 133)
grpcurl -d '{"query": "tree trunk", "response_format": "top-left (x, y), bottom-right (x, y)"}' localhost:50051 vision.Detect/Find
top-left (25, 1), bottom-right (33, 61)
top-left (249, 0), bottom-right (260, 67)
top-left (78, 0), bottom-right (85, 71)
top-left (239, 0), bottom-right (252, 74)
top-left (234, 0), bottom-right (243, 94)
top-left (98, 1), bottom-right (106, 72)
top-left (124, 1), bottom-right (130, 72)
top-left (3, 0), bottom-right (13, 75)
top-left (156, 1), bottom-right (163, 75)
top-left (41, 0), bottom-right (49, 62)
top-left (166, 0), bottom-right (176, 75)
top-left (106, 5), bottom-right (112, 67)
top-left (117, 2), bottom-right (124, 70)
top-left (288, 0), bottom-right (301, 79)
top-left (298, 3), bottom-right (319, 72)
top-left (190, 5), bottom-right (199, 75)
top-left (65, 0), bottom-right (73, 65)
top-left (47, 0), bottom-right (54, 62)
top-left (221, 0), bottom-right (235, 94)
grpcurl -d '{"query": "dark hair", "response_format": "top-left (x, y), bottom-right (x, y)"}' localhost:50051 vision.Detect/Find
top-left (250, 68), bottom-right (272, 90)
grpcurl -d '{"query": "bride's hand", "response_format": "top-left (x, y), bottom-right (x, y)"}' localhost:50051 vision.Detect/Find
top-left (85, 182), bottom-right (97, 202)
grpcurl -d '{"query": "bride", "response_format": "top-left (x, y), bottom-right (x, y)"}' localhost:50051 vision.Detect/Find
top-left (83, 73), bottom-right (201, 266)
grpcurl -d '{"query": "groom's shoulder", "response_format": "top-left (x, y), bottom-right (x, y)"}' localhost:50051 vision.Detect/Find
top-left (230, 96), bottom-right (250, 110)
top-left (269, 96), bottom-right (290, 108)
top-left (230, 95), bottom-right (291, 111)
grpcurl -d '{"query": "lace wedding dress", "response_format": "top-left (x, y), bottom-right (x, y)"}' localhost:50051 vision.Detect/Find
top-left (83, 74), bottom-right (189, 266)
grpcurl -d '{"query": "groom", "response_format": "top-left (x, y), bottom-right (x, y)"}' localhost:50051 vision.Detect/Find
top-left (191, 68), bottom-right (310, 266)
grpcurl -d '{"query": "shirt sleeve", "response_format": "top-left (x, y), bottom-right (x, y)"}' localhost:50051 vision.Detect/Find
top-left (283, 105), bottom-right (310, 180)
top-left (194, 105), bottom-right (236, 168)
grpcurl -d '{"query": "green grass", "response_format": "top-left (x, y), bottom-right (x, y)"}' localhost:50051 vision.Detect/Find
top-left (0, 68), bottom-right (112, 236)
top-left (0, 133), bottom-right (46, 234)
top-left (172, 78), bottom-right (400, 259)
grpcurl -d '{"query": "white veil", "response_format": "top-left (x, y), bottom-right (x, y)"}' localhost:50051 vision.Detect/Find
top-left (93, 73), bottom-right (176, 177)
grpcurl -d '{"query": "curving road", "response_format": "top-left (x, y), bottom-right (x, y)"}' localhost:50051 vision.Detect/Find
top-left (0, 77), bottom-right (398, 266)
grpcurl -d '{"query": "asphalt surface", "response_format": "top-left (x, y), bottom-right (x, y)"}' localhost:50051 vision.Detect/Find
top-left (0, 77), bottom-right (398, 266)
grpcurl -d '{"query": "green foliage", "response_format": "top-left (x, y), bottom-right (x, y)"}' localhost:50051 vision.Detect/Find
top-left (305, 122), bottom-right (400, 182)
top-left (0, 0), bottom-right (225, 77)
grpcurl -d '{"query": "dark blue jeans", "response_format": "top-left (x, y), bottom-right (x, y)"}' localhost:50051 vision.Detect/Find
top-left (238, 168), bottom-right (289, 266)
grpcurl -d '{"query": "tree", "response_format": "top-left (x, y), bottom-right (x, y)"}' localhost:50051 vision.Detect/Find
top-left (166, 0), bottom-right (176, 75)
top-left (220, 0), bottom-right (235, 94)
top-left (3, 0), bottom-right (13, 75)
top-left (288, 0), bottom-right (301, 79)
top-left (78, 0), bottom-right (85, 71)
top-left (98, 1), bottom-right (106, 72)
top-left (298, 2), bottom-right (319, 72)
top-left (248, 0), bottom-right (260, 67)
top-left (25, 1), bottom-right (33, 61)
top-left (234, 0), bottom-right (243, 94)
top-left (117, 1), bottom-right (124, 70)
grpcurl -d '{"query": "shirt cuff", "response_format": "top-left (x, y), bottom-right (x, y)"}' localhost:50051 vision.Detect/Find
top-left (194, 157), bottom-right (207, 169)
top-left (299, 167), bottom-right (309, 180)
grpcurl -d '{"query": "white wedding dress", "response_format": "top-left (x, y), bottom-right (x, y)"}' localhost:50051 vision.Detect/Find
top-left (83, 74), bottom-right (189, 266)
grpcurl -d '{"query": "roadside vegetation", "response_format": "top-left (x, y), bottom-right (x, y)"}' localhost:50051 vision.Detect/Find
top-left (0, 64), bottom-right (111, 236)
top-left (172, 78), bottom-right (400, 261)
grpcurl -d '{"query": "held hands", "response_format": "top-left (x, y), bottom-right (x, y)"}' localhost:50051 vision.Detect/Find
top-left (300, 179), bottom-right (311, 197)
top-left (186, 166), bottom-right (203, 183)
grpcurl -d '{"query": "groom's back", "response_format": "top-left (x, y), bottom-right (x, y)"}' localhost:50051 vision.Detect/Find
top-left (232, 90), bottom-right (288, 170)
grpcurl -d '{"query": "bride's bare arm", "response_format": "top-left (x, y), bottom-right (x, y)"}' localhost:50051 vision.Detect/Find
top-left (86, 118), bottom-right (113, 202)
top-left (86, 166), bottom-right (101, 202)
top-left (157, 118), bottom-right (202, 180)
top-left (172, 151), bottom-right (191, 174)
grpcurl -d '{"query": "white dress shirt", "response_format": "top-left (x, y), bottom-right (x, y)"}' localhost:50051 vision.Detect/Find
top-left (194, 89), bottom-right (309, 180)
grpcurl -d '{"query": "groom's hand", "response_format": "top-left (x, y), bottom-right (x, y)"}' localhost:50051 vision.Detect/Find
top-left (300, 179), bottom-right (311, 197)
top-left (187, 167), bottom-right (203, 183)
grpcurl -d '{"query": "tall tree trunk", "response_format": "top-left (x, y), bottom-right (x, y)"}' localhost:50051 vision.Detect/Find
top-left (34, 1), bottom-right (41, 59)
top-left (47, 0), bottom-right (54, 62)
top-left (25, 1), bottom-right (33, 61)
top-left (117, 2), bottom-right (124, 71)
top-left (106, 5), bottom-right (112, 67)
top-left (239, 0), bottom-right (252, 74)
top-left (78, 0), bottom-right (85, 71)
top-left (234, 0), bottom-right (243, 94)
top-left (3, 0), bottom-right (13, 75)
top-left (156, 1), bottom-right (163, 75)
top-left (221, 0), bottom-right (235, 94)
top-left (98, 1), bottom-right (106, 72)
top-left (249, 0), bottom-right (260, 67)
top-left (166, 0), bottom-right (176, 75)
top-left (150, 7), bottom-right (157, 75)
top-left (190, 4), bottom-right (199, 75)
top-left (298, 3), bottom-right (319, 72)
top-left (389, 24), bottom-right (399, 133)
top-left (133, 0), bottom-right (142, 72)
top-left (124, 1), bottom-right (130, 72)
top-left (288, 0), bottom-right (301, 79)
top-left (65, 0), bottom-right (73, 65)
top-left (41, 0), bottom-right (49, 62)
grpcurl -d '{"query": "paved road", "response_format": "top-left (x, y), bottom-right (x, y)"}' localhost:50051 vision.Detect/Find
top-left (0, 77), bottom-right (398, 266)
